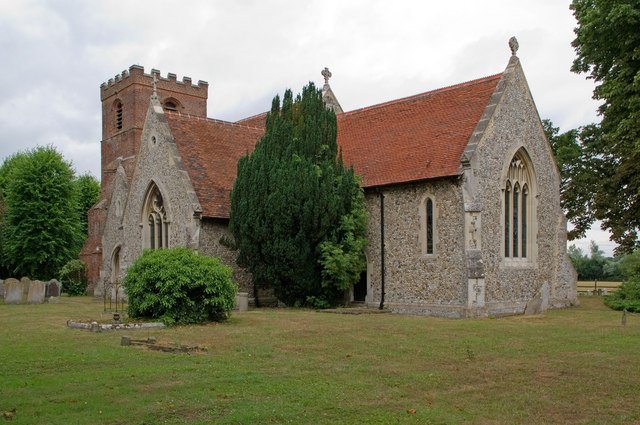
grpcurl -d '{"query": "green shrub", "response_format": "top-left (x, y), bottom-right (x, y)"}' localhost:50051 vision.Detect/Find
top-left (604, 277), bottom-right (640, 312)
top-left (123, 247), bottom-right (237, 325)
top-left (59, 259), bottom-right (88, 296)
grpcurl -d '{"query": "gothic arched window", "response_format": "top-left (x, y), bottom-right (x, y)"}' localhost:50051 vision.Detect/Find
top-left (143, 185), bottom-right (168, 249)
top-left (504, 150), bottom-right (533, 259)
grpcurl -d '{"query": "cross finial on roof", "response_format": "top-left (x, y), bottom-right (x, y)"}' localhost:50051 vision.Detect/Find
top-left (321, 67), bottom-right (332, 85)
top-left (509, 36), bottom-right (519, 56)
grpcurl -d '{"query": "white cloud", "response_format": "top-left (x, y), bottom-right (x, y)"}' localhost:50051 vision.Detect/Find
top-left (0, 0), bottom-right (616, 251)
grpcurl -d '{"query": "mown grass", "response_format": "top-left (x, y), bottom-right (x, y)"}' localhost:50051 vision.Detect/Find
top-left (0, 296), bottom-right (639, 424)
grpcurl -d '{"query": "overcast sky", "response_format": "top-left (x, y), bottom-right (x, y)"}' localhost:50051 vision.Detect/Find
top-left (0, 0), bottom-right (616, 255)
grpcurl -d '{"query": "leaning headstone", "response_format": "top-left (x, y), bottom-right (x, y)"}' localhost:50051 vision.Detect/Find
top-left (21, 276), bottom-right (31, 295)
top-left (4, 278), bottom-right (23, 305)
top-left (524, 282), bottom-right (549, 316)
top-left (45, 279), bottom-right (62, 298)
top-left (0, 280), bottom-right (4, 301)
top-left (27, 280), bottom-right (46, 304)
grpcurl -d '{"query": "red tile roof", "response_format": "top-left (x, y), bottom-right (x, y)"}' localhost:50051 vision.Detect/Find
top-left (337, 74), bottom-right (502, 187)
top-left (165, 113), bottom-right (264, 218)
top-left (165, 73), bottom-right (501, 218)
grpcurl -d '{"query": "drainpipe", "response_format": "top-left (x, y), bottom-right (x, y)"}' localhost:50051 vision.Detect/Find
top-left (378, 188), bottom-right (386, 310)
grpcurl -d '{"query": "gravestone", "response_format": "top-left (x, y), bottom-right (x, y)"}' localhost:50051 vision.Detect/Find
top-left (235, 292), bottom-right (249, 312)
top-left (4, 278), bottom-right (23, 304)
top-left (524, 282), bottom-right (549, 316)
top-left (27, 280), bottom-right (46, 304)
top-left (0, 280), bottom-right (4, 301)
top-left (45, 279), bottom-right (62, 298)
top-left (21, 276), bottom-right (31, 295)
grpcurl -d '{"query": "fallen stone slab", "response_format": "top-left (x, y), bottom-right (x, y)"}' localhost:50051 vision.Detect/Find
top-left (67, 319), bottom-right (165, 332)
top-left (121, 336), bottom-right (207, 354)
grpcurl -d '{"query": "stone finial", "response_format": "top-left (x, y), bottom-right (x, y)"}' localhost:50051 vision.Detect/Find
top-left (151, 70), bottom-right (159, 100)
top-left (509, 36), bottom-right (519, 56)
top-left (321, 67), bottom-right (332, 85)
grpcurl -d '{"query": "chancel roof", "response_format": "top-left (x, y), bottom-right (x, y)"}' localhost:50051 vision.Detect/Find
top-left (337, 74), bottom-right (502, 187)
top-left (166, 73), bottom-right (502, 219)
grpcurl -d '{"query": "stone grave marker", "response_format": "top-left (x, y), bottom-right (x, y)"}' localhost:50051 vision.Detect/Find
top-left (45, 279), bottom-right (62, 298)
top-left (0, 280), bottom-right (4, 301)
top-left (524, 282), bottom-right (549, 316)
top-left (4, 278), bottom-right (23, 304)
top-left (27, 280), bottom-right (46, 304)
top-left (21, 276), bottom-right (31, 295)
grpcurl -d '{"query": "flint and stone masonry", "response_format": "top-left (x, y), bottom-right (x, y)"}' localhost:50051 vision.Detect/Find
top-left (84, 40), bottom-right (577, 317)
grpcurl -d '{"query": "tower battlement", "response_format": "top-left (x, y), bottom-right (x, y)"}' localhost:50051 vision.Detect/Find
top-left (100, 65), bottom-right (208, 101)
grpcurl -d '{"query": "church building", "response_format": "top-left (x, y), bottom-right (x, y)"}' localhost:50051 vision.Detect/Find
top-left (80, 39), bottom-right (577, 317)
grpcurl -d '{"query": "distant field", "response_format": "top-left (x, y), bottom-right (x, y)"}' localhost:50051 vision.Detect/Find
top-left (577, 280), bottom-right (623, 294)
top-left (1, 296), bottom-right (639, 424)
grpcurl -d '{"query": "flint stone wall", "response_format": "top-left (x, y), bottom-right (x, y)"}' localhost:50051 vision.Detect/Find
top-left (363, 179), bottom-right (467, 316)
top-left (98, 99), bottom-right (202, 297)
top-left (469, 62), bottom-right (577, 314)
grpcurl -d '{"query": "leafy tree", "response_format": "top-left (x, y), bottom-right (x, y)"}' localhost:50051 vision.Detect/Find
top-left (59, 259), bottom-right (88, 296)
top-left (230, 82), bottom-right (368, 308)
top-left (543, 120), bottom-right (599, 240)
top-left (1, 146), bottom-right (81, 280)
top-left (73, 173), bottom-right (100, 239)
top-left (570, 0), bottom-right (640, 253)
top-left (568, 242), bottom-right (624, 281)
top-left (123, 247), bottom-right (237, 325)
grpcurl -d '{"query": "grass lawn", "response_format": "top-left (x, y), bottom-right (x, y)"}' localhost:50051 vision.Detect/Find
top-left (1, 296), bottom-right (639, 425)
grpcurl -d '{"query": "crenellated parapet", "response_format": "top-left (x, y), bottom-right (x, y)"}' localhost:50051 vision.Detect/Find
top-left (100, 65), bottom-right (208, 101)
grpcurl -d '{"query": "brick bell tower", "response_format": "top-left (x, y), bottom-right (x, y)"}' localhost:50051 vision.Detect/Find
top-left (80, 65), bottom-right (209, 293)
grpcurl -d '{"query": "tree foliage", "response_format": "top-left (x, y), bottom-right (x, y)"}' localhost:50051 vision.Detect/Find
top-left (543, 120), bottom-right (599, 240)
top-left (74, 173), bottom-right (100, 240)
top-left (570, 0), bottom-right (640, 252)
top-left (59, 259), bottom-right (89, 296)
top-left (123, 247), bottom-right (237, 325)
top-left (0, 146), bottom-right (81, 280)
top-left (568, 242), bottom-right (624, 281)
top-left (229, 82), bottom-right (368, 308)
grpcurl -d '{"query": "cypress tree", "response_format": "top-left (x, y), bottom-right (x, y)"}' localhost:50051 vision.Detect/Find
top-left (230, 83), bottom-right (367, 307)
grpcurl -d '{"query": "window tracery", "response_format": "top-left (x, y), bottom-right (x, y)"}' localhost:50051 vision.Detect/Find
top-left (504, 150), bottom-right (533, 259)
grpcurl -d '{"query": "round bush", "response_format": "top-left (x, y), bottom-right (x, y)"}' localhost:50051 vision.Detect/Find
top-left (123, 247), bottom-right (237, 325)
top-left (59, 259), bottom-right (88, 296)
top-left (604, 277), bottom-right (640, 313)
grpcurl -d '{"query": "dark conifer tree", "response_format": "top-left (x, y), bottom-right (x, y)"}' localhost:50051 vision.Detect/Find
top-left (230, 83), bottom-right (367, 307)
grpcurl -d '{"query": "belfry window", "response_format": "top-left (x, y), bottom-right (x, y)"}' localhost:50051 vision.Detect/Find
top-left (504, 150), bottom-right (533, 259)
top-left (164, 101), bottom-right (177, 111)
top-left (115, 101), bottom-right (123, 130)
top-left (143, 185), bottom-right (168, 249)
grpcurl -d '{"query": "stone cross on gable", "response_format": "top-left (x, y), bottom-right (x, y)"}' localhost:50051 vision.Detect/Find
top-left (321, 67), bottom-right (332, 84)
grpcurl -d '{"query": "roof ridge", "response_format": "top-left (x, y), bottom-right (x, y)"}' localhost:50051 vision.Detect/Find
top-left (236, 111), bottom-right (268, 123)
top-left (165, 110), bottom-right (264, 131)
top-left (338, 73), bottom-right (503, 117)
